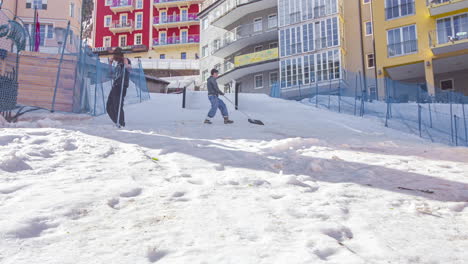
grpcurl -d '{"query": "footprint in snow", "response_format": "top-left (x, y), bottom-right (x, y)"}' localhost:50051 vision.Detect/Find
top-left (8, 217), bottom-right (58, 239)
top-left (287, 176), bottom-right (319, 192)
top-left (120, 188), bottom-right (143, 198)
top-left (147, 248), bottom-right (169, 263)
top-left (107, 198), bottom-right (120, 210)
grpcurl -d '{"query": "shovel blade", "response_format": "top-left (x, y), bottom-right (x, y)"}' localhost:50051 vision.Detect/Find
top-left (248, 119), bottom-right (264, 125)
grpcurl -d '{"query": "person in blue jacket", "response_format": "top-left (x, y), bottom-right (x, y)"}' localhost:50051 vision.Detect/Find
top-left (204, 69), bottom-right (233, 124)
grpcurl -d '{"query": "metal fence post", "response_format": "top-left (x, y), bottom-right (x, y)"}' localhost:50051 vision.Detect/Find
top-left (450, 91), bottom-right (454, 143)
top-left (328, 79), bottom-right (331, 109)
top-left (418, 105), bottom-right (422, 137)
top-left (315, 81), bottom-right (318, 108)
top-left (428, 99), bottom-right (433, 128)
top-left (354, 74), bottom-right (357, 116)
top-left (454, 115), bottom-right (459, 146)
top-left (235, 83), bottom-right (239, 110)
top-left (338, 81), bottom-right (341, 113)
top-left (463, 100), bottom-right (467, 145)
top-left (182, 86), bottom-right (186, 108)
top-left (51, 21), bottom-right (71, 112)
top-left (94, 57), bottom-right (99, 116)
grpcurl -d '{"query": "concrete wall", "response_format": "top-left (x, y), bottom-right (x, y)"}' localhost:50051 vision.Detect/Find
top-left (234, 70), bottom-right (278, 94)
top-left (435, 70), bottom-right (468, 95)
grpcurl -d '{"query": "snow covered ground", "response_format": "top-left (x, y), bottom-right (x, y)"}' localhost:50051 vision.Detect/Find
top-left (1, 92), bottom-right (468, 264)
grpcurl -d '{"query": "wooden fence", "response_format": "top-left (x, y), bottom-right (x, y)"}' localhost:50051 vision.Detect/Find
top-left (0, 51), bottom-right (78, 112)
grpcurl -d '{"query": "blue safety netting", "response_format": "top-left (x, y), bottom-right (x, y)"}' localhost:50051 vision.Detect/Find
top-left (275, 70), bottom-right (468, 147)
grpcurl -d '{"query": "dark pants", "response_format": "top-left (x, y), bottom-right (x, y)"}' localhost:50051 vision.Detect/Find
top-left (106, 85), bottom-right (126, 127)
top-left (207, 95), bottom-right (228, 118)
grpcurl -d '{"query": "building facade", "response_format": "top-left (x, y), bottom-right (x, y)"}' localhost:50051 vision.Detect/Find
top-left (199, 0), bottom-right (378, 98)
top-left (2, 0), bottom-right (82, 53)
top-left (277, 0), bottom-right (376, 99)
top-left (93, 0), bottom-right (202, 77)
top-left (198, 0), bottom-right (279, 94)
top-left (373, 0), bottom-right (468, 98)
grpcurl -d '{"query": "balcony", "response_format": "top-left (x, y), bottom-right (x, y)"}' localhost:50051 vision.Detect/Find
top-left (429, 29), bottom-right (468, 55)
top-left (426, 0), bottom-right (468, 16)
top-left (109, 20), bottom-right (134, 34)
top-left (110, 0), bottom-right (135, 14)
top-left (153, 35), bottom-right (200, 47)
top-left (211, 0), bottom-right (277, 29)
top-left (211, 22), bottom-right (278, 58)
top-left (217, 48), bottom-right (279, 84)
top-left (153, 0), bottom-right (204, 8)
top-left (153, 14), bottom-right (199, 29)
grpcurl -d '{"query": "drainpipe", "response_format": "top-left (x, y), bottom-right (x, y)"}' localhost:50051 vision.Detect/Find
top-left (357, 0), bottom-right (368, 99)
top-left (369, 0), bottom-right (379, 99)
top-left (14, 0), bottom-right (19, 17)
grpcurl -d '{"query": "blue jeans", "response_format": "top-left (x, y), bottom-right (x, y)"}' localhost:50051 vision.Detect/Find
top-left (207, 95), bottom-right (228, 118)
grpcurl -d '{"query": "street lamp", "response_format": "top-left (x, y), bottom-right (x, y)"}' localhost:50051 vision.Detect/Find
top-left (54, 27), bottom-right (66, 54)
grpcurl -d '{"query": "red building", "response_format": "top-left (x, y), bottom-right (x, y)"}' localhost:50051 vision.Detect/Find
top-left (93, 0), bottom-right (202, 61)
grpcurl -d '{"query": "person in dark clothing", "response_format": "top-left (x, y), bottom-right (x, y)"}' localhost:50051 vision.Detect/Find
top-left (204, 69), bottom-right (233, 124)
top-left (107, 47), bottom-right (131, 127)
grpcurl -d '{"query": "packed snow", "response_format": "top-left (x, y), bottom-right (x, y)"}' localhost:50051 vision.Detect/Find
top-left (1, 92), bottom-right (467, 264)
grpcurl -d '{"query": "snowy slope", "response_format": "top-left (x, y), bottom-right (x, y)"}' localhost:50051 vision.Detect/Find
top-left (1, 92), bottom-right (468, 264)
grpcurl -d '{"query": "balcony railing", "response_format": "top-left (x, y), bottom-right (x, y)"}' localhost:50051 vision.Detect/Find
top-left (109, 20), bottom-right (134, 33)
top-left (426, 0), bottom-right (465, 6)
top-left (153, 14), bottom-right (198, 25)
top-left (429, 29), bottom-right (468, 47)
top-left (153, 35), bottom-right (200, 46)
top-left (234, 47), bottom-right (279, 68)
top-left (112, 0), bottom-right (134, 7)
top-left (153, 0), bottom-right (202, 5)
top-left (211, 21), bottom-right (278, 54)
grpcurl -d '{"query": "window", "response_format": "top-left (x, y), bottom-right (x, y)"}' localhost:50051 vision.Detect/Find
top-left (270, 72), bottom-right (278, 87)
top-left (47, 25), bottom-right (53, 38)
top-left (104, 16), bottom-right (112, 27)
top-left (440, 79), bottom-right (454, 90)
top-left (367, 54), bottom-right (375, 68)
top-left (212, 39), bottom-right (220, 50)
top-left (363, 0), bottom-right (371, 3)
top-left (181, 31), bottom-right (188, 43)
top-left (255, 45), bottom-right (262, 52)
top-left (268, 14), bottom-right (277, 29)
top-left (27, 0), bottom-right (47, 10)
top-left (159, 32), bottom-right (167, 44)
top-left (436, 14), bottom-right (468, 45)
top-left (201, 18), bottom-right (208, 30)
top-left (135, 34), bottom-right (142, 45)
top-left (202, 45), bottom-right (209, 57)
top-left (160, 11), bottom-right (167, 23)
top-left (181, 9), bottom-right (188, 21)
top-left (160, 54), bottom-right (166, 59)
top-left (365, 21), bottom-right (373, 35)
top-left (136, 0), bottom-right (143, 9)
top-left (105, 0), bottom-right (112, 6)
top-left (120, 14), bottom-right (128, 26)
top-left (202, 70), bottom-right (209, 82)
top-left (387, 25), bottom-right (417, 57)
top-left (181, 52), bottom-right (187, 59)
top-left (270, 42), bottom-right (278, 49)
top-left (385, 0), bottom-right (415, 20)
top-left (254, 18), bottom-right (263, 32)
top-left (39, 24), bottom-right (45, 46)
top-left (255, 74), bottom-right (263, 89)
top-left (119, 35), bottom-right (127, 47)
top-left (104, 37), bottom-right (111, 47)
top-left (136, 13), bottom-right (143, 29)
top-left (70, 3), bottom-right (75, 18)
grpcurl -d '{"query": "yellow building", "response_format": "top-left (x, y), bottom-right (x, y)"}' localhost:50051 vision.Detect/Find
top-left (373, 0), bottom-right (468, 99)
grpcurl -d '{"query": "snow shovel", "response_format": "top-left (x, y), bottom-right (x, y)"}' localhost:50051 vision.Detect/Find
top-left (222, 96), bottom-right (264, 125)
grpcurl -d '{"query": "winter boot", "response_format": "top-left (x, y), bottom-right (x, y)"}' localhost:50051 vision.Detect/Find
top-left (224, 116), bottom-right (234, 124)
top-left (204, 118), bottom-right (212, 124)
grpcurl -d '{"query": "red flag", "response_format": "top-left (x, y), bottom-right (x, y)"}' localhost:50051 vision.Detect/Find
top-left (34, 11), bottom-right (40, 52)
